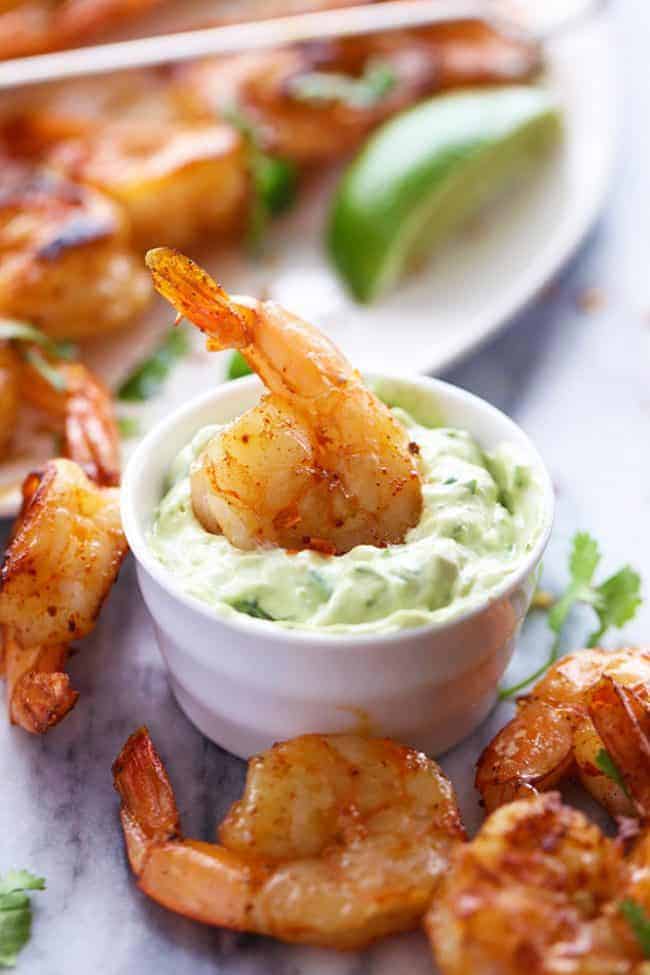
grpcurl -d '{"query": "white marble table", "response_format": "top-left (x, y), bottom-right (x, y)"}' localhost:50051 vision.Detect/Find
top-left (3, 3), bottom-right (650, 971)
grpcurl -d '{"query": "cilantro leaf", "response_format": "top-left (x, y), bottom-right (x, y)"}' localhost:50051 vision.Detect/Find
top-left (595, 747), bottom-right (629, 796)
top-left (118, 326), bottom-right (189, 402)
top-left (500, 533), bottom-right (642, 699)
top-left (0, 870), bottom-right (45, 968)
top-left (226, 351), bottom-right (252, 381)
top-left (620, 899), bottom-right (650, 958)
top-left (289, 60), bottom-right (396, 109)
top-left (547, 532), bottom-right (600, 636)
top-left (0, 318), bottom-right (77, 362)
top-left (24, 348), bottom-right (68, 393)
top-left (587, 566), bottom-right (642, 647)
top-left (230, 598), bottom-right (274, 621)
top-left (224, 106), bottom-right (297, 251)
top-left (117, 416), bottom-right (140, 439)
top-left (0, 317), bottom-right (79, 393)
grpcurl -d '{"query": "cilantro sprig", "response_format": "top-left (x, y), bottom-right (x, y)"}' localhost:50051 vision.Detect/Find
top-left (0, 318), bottom-right (77, 392)
top-left (118, 326), bottom-right (189, 402)
top-left (620, 899), bottom-right (650, 958)
top-left (231, 597), bottom-right (274, 621)
top-left (500, 532), bottom-right (642, 699)
top-left (226, 351), bottom-right (252, 381)
top-left (117, 416), bottom-right (140, 439)
top-left (0, 870), bottom-right (45, 968)
top-left (595, 747), bottom-right (630, 796)
top-left (224, 106), bottom-right (297, 251)
top-left (288, 60), bottom-right (396, 109)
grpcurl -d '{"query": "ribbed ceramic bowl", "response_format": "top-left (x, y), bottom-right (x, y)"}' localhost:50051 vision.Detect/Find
top-left (121, 374), bottom-right (553, 759)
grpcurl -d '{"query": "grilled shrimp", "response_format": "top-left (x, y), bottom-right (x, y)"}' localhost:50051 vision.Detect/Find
top-left (185, 20), bottom-right (540, 167)
top-left (0, 342), bottom-right (20, 460)
top-left (113, 728), bottom-right (465, 949)
top-left (4, 74), bottom-right (249, 250)
top-left (0, 161), bottom-right (151, 339)
top-left (425, 792), bottom-right (642, 975)
top-left (20, 357), bottom-right (121, 486)
top-left (0, 0), bottom-right (165, 60)
top-left (49, 120), bottom-right (248, 250)
top-left (475, 648), bottom-right (650, 818)
top-left (429, 677), bottom-right (650, 974)
top-left (0, 458), bottom-right (127, 733)
top-left (146, 247), bottom-right (422, 554)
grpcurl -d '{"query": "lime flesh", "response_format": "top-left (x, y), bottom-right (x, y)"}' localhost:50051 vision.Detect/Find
top-left (327, 86), bottom-right (562, 303)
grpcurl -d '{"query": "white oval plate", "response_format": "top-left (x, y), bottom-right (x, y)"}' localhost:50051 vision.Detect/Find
top-left (0, 13), bottom-right (615, 518)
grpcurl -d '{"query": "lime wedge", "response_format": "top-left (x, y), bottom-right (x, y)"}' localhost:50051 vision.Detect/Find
top-left (327, 86), bottom-right (562, 303)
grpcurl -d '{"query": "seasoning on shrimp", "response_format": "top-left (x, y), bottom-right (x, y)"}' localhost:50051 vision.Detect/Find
top-left (0, 361), bottom-right (126, 733)
top-left (146, 247), bottom-right (423, 555)
top-left (0, 459), bottom-right (127, 733)
top-left (430, 678), bottom-right (650, 973)
top-left (475, 646), bottom-right (650, 819)
top-left (114, 728), bottom-right (465, 949)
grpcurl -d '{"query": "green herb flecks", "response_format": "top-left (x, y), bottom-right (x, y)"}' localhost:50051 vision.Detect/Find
top-left (0, 318), bottom-right (78, 393)
top-left (118, 326), bottom-right (189, 402)
top-left (117, 416), bottom-right (140, 439)
top-left (0, 870), bottom-right (46, 968)
top-left (289, 60), bottom-right (396, 109)
top-left (231, 598), bottom-right (274, 621)
top-left (224, 106), bottom-right (297, 251)
top-left (500, 532), bottom-right (642, 699)
top-left (24, 348), bottom-right (67, 393)
top-left (226, 351), bottom-right (253, 380)
top-left (0, 318), bottom-right (77, 361)
top-left (595, 747), bottom-right (630, 796)
top-left (620, 899), bottom-right (650, 958)
top-left (309, 570), bottom-right (332, 599)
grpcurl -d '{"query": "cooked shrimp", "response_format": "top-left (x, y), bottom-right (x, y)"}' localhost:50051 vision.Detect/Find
top-left (589, 675), bottom-right (650, 820)
top-left (0, 0), bottom-right (165, 60)
top-left (185, 20), bottom-right (540, 167)
top-left (20, 357), bottom-right (121, 487)
top-left (476, 647), bottom-right (650, 818)
top-left (146, 247), bottom-right (423, 554)
top-left (0, 161), bottom-right (151, 339)
top-left (425, 791), bottom-right (644, 975)
top-left (48, 120), bottom-right (248, 250)
top-left (0, 342), bottom-right (20, 460)
top-left (0, 458), bottom-right (127, 733)
top-left (431, 679), bottom-right (650, 974)
top-left (113, 728), bottom-right (465, 949)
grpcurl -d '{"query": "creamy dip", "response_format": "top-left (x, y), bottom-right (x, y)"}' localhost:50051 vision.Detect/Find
top-left (148, 383), bottom-right (545, 634)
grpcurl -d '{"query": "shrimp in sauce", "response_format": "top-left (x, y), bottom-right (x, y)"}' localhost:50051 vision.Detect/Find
top-left (146, 247), bottom-right (423, 555)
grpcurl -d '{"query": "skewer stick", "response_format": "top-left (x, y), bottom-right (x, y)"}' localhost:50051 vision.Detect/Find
top-left (0, 0), bottom-right (607, 90)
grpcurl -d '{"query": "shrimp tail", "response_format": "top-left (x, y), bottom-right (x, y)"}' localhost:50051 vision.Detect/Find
top-left (64, 369), bottom-right (121, 487)
top-left (113, 728), bottom-right (259, 927)
top-left (145, 247), bottom-right (253, 351)
top-left (589, 675), bottom-right (650, 820)
top-left (113, 727), bottom-right (181, 845)
top-left (113, 727), bottom-right (181, 872)
top-left (3, 632), bottom-right (78, 734)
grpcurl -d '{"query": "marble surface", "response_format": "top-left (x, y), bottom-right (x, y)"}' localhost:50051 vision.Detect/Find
top-left (3, 3), bottom-right (650, 972)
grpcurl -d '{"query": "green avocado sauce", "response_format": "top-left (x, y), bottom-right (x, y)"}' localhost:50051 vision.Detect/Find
top-left (148, 384), bottom-right (545, 634)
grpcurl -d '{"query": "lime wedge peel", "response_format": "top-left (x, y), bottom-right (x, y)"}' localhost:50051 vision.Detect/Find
top-left (327, 86), bottom-right (563, 303)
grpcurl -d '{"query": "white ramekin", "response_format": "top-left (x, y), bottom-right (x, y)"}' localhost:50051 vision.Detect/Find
top-left (121, 375), bottom-right (553, 759)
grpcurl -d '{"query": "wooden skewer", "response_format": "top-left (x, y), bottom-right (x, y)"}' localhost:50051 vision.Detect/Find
top-left (0, 0), bottom-right (607, 91)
